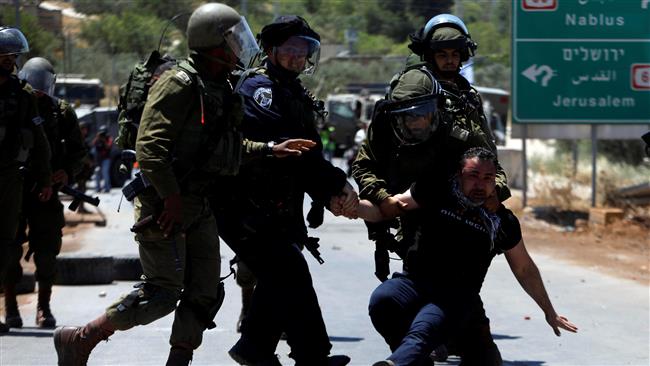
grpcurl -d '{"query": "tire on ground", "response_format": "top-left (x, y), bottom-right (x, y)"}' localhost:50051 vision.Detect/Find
top-left (55, 255), bottom-right (114, 285)
top-left (112, 256), bottom-right (143, 281)
top-left (16, 272), bottom-right (36, 294)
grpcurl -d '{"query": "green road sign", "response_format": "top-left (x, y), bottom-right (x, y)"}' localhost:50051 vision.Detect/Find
top-left (512, 0), bottom-right (650, 124)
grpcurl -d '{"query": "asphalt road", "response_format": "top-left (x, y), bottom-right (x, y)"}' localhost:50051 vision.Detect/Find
top-left (1, 188), bottom-right (648, 366)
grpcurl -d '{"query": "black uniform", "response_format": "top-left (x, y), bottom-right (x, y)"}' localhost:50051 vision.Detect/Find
top-left (216, 61), bottom-right (348, 365)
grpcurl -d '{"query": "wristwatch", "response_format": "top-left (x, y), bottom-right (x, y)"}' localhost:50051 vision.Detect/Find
top-left (265, 141), bottom-right (276, 157)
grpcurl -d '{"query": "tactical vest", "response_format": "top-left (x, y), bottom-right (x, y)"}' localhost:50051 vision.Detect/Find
top-left (0, 77), bottom-right (36, 164)
top-left (233, 66), bottom-right (322, 233)
top-left (172, 60), bottom-right (243, 179)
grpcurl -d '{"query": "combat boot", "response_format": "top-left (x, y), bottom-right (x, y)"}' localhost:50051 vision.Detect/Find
top-left (36, 283), bottom-right (56, 328)
top-left (53, 313), bottom-right (116, 366)
top-left (165, 345), bottom-right (193, 366)
top-left (3, 283), bottom-right (23, 328)
top-left (0, 321), bottom-right (9, 333)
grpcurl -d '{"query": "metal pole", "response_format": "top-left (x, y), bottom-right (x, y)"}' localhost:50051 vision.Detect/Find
top-left (522, 124), bottom-right (528, 208)
top-left (14, 0), bottom-right (21, 29)
top-left (241, 0), bottom-right (248, 17)
top-left (591, 124), bottom-right (597, 207)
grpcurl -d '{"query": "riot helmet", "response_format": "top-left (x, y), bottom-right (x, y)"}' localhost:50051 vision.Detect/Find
top-left (409, 14), bottom-right (477, 62)
top-left (19, 57), bottom-right (56, 96)
top-left (0, 27), bottom-right (29, 56)
top-left (388, 68), bottom-right (443, 145)
top-left (187, 3), bottom-right (259, 68)
top-left (259, 15), bottom-right (321, 75)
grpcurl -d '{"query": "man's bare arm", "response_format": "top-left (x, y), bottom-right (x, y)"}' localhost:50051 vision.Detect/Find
top-left (505, 240), bottom-right (578, 336)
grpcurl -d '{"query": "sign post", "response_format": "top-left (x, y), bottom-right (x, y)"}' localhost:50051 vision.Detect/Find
top-left (512, 0), bottom-right (650, 206)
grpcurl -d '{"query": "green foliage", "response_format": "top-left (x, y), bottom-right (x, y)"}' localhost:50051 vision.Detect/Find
top-left (0, 6), bottom-right (61, 63)
top-left (79, 13), bottom-right (172, 59)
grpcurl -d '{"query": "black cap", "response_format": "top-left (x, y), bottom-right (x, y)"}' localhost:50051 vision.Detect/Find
top-left (259, 15), bottom-right (320, 50)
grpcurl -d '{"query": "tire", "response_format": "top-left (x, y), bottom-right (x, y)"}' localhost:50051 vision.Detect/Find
top-left (55, 255), bottom-right (114, 285)
top-left (112, 256), bottom-right (143, 281)
top-left (16, 272), bottom-right (36, 294)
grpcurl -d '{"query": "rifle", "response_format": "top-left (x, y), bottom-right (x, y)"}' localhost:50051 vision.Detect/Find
top-left (303, 236), bottom-right (325, 265)
top-left (59, 184), bottom-right (100, 211)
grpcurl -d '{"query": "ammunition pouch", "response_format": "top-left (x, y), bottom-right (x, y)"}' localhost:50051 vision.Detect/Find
top-left (115, 282), bottom-right (177, 313)
top-left (178, 282), bottom-right (225, 330)
top-left (122, 172), bottom-right (152, 201)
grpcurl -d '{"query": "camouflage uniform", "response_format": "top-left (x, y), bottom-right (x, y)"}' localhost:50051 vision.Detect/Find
top-left (0, 75), bottom-right (52, 331)
top-left (4, 95), bottom-right (86, 328)
top-left (101, 56), bottom-right (266, 350)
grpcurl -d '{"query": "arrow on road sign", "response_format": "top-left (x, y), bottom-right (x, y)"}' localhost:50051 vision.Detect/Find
top-left (522, 64), bottom-right (556, 87)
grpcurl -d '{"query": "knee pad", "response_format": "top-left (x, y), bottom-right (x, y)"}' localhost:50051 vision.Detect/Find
top-left (110, 282), bottom-right (180, 327)
top-left (236, 263), bottom-right (257, 288)
top-left (177, 282), bottom-right (225, 330)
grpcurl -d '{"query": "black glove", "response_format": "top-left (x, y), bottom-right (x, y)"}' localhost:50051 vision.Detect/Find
top-left (307, 201), bottom-right (325, 228)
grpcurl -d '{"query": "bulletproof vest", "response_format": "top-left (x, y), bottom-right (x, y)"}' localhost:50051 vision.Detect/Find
top-left (0, 77), bottom-right (35, 163)
top-left (172, 61), bottom-right (243, 178)
top-left (235, 67), bottom-right (321, 228)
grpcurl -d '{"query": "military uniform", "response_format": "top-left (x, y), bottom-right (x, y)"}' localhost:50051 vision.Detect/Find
top-left (0, 75), bottom-right (52, 308)
top-left (4, 95), bottom-right (86, 328)
top-left (99, 55), bottom-right (267, 350)
top-left (217, 61), bottom-right (348, 365)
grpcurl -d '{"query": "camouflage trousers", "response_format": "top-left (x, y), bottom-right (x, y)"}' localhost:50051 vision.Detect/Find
top-left (105, 191), bottom-right (221, 350)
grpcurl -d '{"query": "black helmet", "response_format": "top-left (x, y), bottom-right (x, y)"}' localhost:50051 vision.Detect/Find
top-left (19, 57), bottom-right (56, 96)
top-left (259, 15), bottom-right (321, 75)
top-left (98, 125), bottom-right (108, 135)
top-left (408, 14), bottom-right (477, 62)
top-left (0, 27), bottom-right (29, 56)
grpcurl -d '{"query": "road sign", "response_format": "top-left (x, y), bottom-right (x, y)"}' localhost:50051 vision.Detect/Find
top-left (512, 0), bottom-right (650, 124)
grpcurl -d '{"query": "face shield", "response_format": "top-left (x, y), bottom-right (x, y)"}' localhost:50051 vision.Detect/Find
top-left (274, 35), bottom-right (320, 75)
top-left (223, 17), bottom-right (260, 69)
top-left (0, 27), bottom-right (29, 56)
top-left (388, 94), bottom-right (440, 145)
top-left (19, 67), bottom-right (56, 96)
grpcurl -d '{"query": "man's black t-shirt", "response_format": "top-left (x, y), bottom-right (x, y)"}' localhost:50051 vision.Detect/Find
top-left (408, 176), bottom-right (521, 302)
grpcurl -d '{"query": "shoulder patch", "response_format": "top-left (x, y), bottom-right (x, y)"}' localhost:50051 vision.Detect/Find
top-left (173, 70), bottom-right (192, 85)
top-left (32, 116), bottom-right (44, 126)
top-left (253, 87), bottom-right (273, 109)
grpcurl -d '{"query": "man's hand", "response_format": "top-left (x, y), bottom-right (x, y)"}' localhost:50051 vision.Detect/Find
top-left (158, 193), bottom-right (183, 237)
top-left (272, 139), bottom-right (316, 158)
top-left (52, 169), bottom-right (69, 186)
top-left (379, 196), bottom-right (407, 219)
top-left (329, 182), bottom-right (359, 218)
top-left (38, 186), bottom-right (52, 202)
top-left (545, 312), bottom-right (578, 336)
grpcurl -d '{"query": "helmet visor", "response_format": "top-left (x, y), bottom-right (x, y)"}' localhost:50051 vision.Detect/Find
top-left (19, 68), bottom-right (56, 96)
top-left (0, 28), bottom-right (29, 56)
top-left (223, 17), bottom-right (260, 69)
top-left (389, 95), bottom-right (439, 145)
top-left (274, 35), bottom-right (320, 75)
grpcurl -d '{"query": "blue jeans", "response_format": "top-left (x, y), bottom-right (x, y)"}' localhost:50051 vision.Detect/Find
top-left (95, 158), bottom-right (111, 192)
top-left (368, 274), bottom-right (475, 366)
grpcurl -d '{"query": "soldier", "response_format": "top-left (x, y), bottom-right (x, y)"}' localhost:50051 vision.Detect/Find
top-left (217, 15), bottom-right (354, 366)
top-left (2, 57), bottom-right (87, 330)
top-left (52, 4), bottom-right (311, 366)
top-left (351, 14), bottom-right (511, 364)
top-left (0, 27), bottom-right (53, 333)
